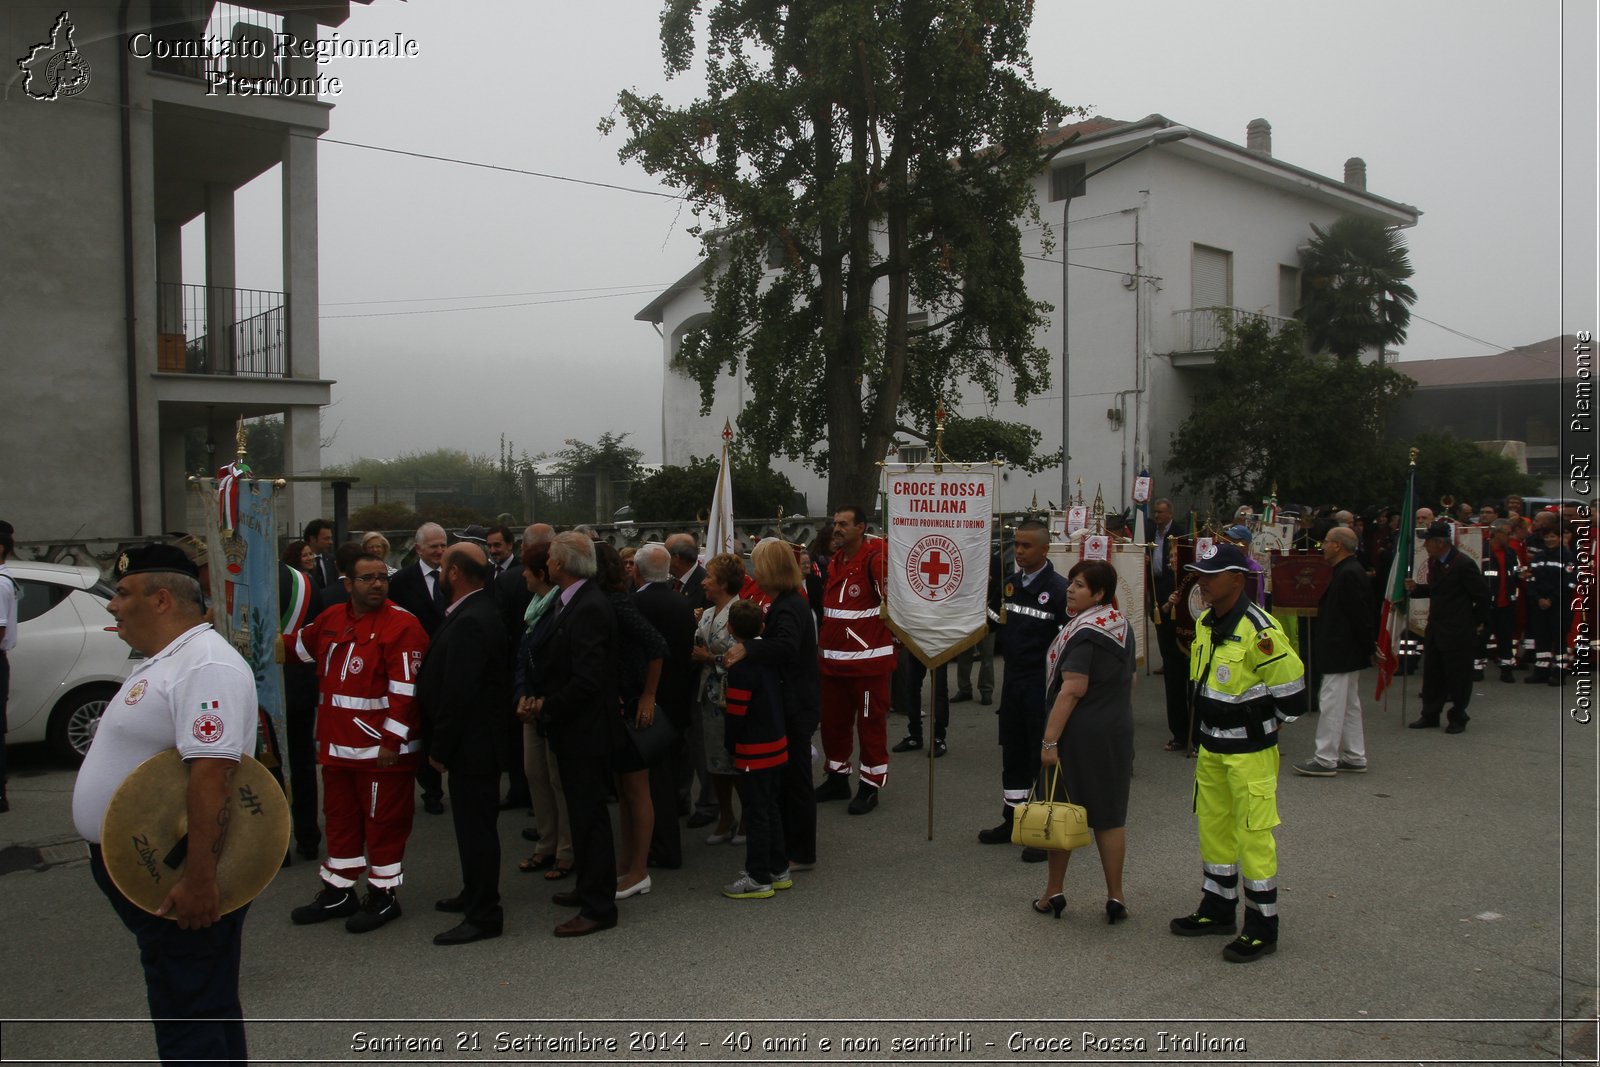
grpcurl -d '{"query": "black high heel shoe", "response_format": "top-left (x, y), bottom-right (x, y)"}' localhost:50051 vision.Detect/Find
top-left (1032, 894), bottom-right (1066, 919)
top-left (1105, 899), bottom-right (1129, 924)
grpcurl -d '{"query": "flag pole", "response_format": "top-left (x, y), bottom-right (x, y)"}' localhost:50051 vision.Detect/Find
top-left (1399, 451), bottom-right (1417, 726)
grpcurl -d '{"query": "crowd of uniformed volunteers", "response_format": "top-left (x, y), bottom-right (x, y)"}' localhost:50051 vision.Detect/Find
top-left (20, 487), bottom-right (1590, 1061)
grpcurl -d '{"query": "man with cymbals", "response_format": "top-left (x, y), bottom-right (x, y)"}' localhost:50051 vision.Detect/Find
top-left (71, 544), bottom-right (258, 1062)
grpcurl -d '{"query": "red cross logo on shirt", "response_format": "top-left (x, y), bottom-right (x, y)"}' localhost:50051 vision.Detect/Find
top-left (192, 712), bottom-right (225, 744)
top-left (919, 551), bottom-right (952, 587)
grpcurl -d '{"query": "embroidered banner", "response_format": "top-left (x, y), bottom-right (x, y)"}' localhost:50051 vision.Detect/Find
top-left (881, 465), bottom-right (996, 667)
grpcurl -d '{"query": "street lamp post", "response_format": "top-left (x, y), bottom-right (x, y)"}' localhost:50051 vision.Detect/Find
top-left (1060, 126), bottom-right (1191, 509)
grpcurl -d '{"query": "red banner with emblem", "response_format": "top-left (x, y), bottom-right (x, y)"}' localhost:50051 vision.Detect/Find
top-left (881, 464), bottom-right (996, 667)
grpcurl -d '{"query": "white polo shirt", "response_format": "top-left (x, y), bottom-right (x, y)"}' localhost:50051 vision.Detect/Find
top-left (72, 623), bottom-right (256, 843)
top-left (0, 563), bottom-right (17, 652)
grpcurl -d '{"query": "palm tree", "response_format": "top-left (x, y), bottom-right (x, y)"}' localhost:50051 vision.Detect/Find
top-left (1298, 216), bottom-right (1417, 360)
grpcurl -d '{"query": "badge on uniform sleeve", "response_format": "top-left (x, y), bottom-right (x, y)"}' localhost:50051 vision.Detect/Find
top-left (1257, 634), bottom-right (1275, 655)
top-left (848, 583), bottom-right (861, 598)
top-left (1037, 592), bottom-right (1050, 605)
top-left (1005, 583), bottom-right (1015, 597)
top-left (123, 680), bottom-right (148, 705)
top-left (192, 701), bottom-right (225, 744)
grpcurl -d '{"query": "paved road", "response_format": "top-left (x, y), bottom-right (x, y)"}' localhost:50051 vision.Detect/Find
top-left (1, 663), bottom-right (1594, 1064)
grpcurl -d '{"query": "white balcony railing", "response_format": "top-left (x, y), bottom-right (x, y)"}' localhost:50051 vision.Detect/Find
top-left (1170, 307), bottom-right (1296, 354)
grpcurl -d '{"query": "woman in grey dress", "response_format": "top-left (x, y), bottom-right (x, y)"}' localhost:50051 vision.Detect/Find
top-left (688, 553), bottom-right (747, 843)
top-left (1032, 559), bottom-right (1136, 923)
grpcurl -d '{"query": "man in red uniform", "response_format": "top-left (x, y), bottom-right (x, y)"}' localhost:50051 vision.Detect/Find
top-left (816, 506), bottom-right (895, 815)
top-left (289, 553), bottom-right (430, 933)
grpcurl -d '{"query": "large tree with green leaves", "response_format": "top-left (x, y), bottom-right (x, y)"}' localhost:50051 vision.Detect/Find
top-left (1298, 215), bottom-right (1418, 360)
top-left (1168, 316), bottom-right (1415, 508)
top-left (607, 0), bottom-right (1073, 512)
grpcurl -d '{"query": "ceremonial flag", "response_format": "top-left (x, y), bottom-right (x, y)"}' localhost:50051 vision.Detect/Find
top-left (1375, 459), bottom-right (1417, 699)
top-left (706, 420), bottom-right (736, 557)
top-left (882, 465), bottom-right (996, 666)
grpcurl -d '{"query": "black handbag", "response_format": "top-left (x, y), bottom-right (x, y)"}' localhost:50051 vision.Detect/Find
top-left (625, 703), bottom-right (678, 766)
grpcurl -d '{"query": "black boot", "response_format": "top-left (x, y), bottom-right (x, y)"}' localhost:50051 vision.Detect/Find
top-left (813, 772), bottom-right (851, 802)
top-left (1499, 667), bottom-right (1516, 683)
top-left (1524, 668), bottom-right (1549, 684)
top-left (977, 805), bottom-right (1014, 844)
top-left (846, 782), bottom-right (879, 815)
top-left (1547, 669), bottom-right (1562, 687)
top-left (345, 887), bottom-right (402, 933)
top-left (290, 883), bottom-right (358, 925)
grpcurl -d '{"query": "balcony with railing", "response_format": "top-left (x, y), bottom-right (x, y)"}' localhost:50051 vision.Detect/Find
top-left (1169, 306), bottom-right (1297, 362)
top-left (147, 3), bottom-right (285, 84)
top-left (157, 282), bottom-right (288, 378)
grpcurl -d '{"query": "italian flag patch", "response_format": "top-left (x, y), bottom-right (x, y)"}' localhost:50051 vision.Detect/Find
top-left (200, 700), bottom-right (220, 711)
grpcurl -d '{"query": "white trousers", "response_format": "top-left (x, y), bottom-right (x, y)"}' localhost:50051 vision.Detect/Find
top-left (1314, 670), bottom-right (1367, 768)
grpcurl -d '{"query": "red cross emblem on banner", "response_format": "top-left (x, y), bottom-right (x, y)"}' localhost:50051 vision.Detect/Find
top-left (906, 534), bottom-right (965, 602)
top-left (920, 551), bottom-right (952, 587)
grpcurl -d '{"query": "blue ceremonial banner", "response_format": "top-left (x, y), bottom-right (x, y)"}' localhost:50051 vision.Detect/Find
top-left (200, 477), bottom-right (284, 764)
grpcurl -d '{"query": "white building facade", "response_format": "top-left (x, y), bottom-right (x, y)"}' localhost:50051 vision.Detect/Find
top-left (639, 114), bottom-right (1420, 516)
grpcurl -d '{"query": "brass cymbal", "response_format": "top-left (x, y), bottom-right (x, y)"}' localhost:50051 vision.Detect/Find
top-left (101, 749), bottom-right (290, 918)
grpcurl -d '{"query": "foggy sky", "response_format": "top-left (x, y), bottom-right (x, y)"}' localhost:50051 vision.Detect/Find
top-left (190, 0), bottom-right (1598, 468)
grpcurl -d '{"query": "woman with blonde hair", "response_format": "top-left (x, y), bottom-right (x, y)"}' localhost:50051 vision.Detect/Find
top-left (723, 539), bottom-right (820, 869)
top-left (361, 532), bottom-right (397, 575)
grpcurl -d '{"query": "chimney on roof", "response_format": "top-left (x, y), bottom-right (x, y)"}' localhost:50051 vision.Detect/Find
top-left (1247, 118), bottom-right (1272, 156)
top-left (1046, 113), bottom-right (1060, 134)
top-left (1344, 157), bottom-right (1367, 190)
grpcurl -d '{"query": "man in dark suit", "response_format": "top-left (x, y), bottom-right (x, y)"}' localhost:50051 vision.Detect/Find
top-left (308, 541), bottom-right (362, 619)
top-left (665, 533), bottom-right (717, 826)
top-left (530, 533), bottom-right (622, 938)
top-left (419, 543), bottom-right (512, 945)
top-left (389, 522), bottom-right (450, 812)
top-left (664, 534), bottom-right (709, 612)
top-left (1405, 521), bottom-right (1490, 733)
top-left (1147, 498), bottom-right (1192, 750)
top-left (484, 524), bottom-right (533, 811)
top-left (633, 543), bottom-right (697, 868)
top-left (304, 519), bottom-right (338, 590)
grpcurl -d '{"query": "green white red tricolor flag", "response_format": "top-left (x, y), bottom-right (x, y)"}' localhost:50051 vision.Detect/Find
top-left (1375, 459), bottom-right (1417, 699)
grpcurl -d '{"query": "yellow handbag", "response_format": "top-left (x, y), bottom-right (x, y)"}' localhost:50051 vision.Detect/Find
top-left (1011, 765), bottom-right (1092, 851)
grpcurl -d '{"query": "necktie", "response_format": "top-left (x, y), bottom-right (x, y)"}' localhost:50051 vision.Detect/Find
top-left (429, 569), bottom-right (446, 610)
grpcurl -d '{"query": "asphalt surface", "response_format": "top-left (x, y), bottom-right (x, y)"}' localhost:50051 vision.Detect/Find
top-left (0, 661), bottom-right (1595, 1065)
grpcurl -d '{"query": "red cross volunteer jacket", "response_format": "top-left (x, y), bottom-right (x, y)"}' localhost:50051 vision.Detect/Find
top-left (819, 536), bottom-right (895, 677)
top-left (294, 601), bottom-right (430, 768)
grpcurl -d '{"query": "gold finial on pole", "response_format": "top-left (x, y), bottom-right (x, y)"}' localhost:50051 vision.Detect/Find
top-left (1409, 447), bottom-right (1419, 464)
top-left (1030, 490), bottom-right (1039, 512)
top-left (1092, 484), bottom-right (1105, 532)
top-left (235, 416), bottom-right (247, 462)
top-left (933, 401), bottom-right (947, 472)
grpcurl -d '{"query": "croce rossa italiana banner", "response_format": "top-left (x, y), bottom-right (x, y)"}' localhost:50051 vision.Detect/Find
top-left (882, 464), bottom-right (996, 667)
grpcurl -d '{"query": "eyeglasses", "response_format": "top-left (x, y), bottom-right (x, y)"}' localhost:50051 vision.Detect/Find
top-left (349, 574), bottom-right (389, 585)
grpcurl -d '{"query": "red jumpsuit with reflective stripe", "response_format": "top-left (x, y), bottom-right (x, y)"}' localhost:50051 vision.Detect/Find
top-left (818, 537), bottom-right (894, 788)
top-left (294, 601), bottom-right (429, 889)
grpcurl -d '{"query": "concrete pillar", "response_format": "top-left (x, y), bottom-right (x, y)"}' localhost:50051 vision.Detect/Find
top-left (160, 424), bottom-right (190, 532)
top-left (204, 183), bottom-right (236, 374)
top-left (282, 130), bottom-right (319, 379)
top-left (156, 221), bottom-right (183, 369)
top-left (281, 14), bottom-right (318, 82)
top-left (283, 405), bottom-right (322, 535)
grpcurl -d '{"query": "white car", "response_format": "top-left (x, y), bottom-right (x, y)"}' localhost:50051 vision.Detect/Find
top-left (5, 561), bottom-right (138, 762)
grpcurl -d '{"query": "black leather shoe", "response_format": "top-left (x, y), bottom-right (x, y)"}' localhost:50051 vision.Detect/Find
top-left (933, 739), bottom-right (948, 758)
top-left (295, 840), bottom-right (320, 861)
top-left (1444, 719), bottom-right (1468, 734)
top-left (977, 806), bottom-right (1013, 845)
top-left (1170, 912), bottom-right (1237, 937)
top-left (551, 890), bottom-right (582, 907)
top-left (1406, 717), bottom-right (1439, 729)
top-left (422, 796), bottom-right (445, 815)
top-left (846, 782), bottom-right (879, 815)
top-left (290, 885), bottom-right (358, 925)
top-left (554, 913), bottom-right (617, 938)
top-left (1499, 668), bottom-right (1516, 683)
top-left (1020, 847), bottom-right (1048, 863)
top-left (345, 889), bottom-right (401, 934)
top-left (521, 827), bottom-right (541, 843)
top-left (435, 895), bottom-right (467, 913)
top-left (685, 811), bottom-right (716, 829)
top-left (890, 735), bottom-right (923, 753)
top-left (433, 920), bottom-right (502, 946)
top-left (1222, 933), bottom-right (1277, 962)
top-left (950, 690), bottom-right (974, 703)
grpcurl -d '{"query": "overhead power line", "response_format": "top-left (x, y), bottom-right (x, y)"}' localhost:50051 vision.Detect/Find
top-left (319, 137), bottom-right (683, 200)
top-left (319, 287), bottom-right (664, 320)
top-left (322, 282), bottom-right (678, 307)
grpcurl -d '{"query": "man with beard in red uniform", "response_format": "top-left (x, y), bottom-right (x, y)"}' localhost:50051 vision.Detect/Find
top-left (815, 506), bottom-right (896, 815)
top-left (289, 553), bottom-right (430, 933)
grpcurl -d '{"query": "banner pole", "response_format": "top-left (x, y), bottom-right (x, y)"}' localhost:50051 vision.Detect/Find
top-left (926, 670), bottom-right (935, 842)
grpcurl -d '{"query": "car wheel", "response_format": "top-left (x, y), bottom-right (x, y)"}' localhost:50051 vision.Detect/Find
top-left (47, 684), bottom-right (117, 764)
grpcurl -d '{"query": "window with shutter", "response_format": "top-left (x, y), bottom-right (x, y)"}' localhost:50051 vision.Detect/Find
top-left (1050, 163), bottom-right (1086, 202)
top-left (1191, 245), bottom-right (1233, 309)
top-left (1279, 265), bottom-right (1300, 318)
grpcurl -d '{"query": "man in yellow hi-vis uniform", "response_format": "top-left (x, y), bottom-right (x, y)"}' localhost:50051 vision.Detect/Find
top-left (1170, 543), bottom-right (1306, 963)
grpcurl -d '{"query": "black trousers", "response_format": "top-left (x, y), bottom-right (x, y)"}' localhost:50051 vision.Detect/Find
top-left (0, 651), bottom-right (9, 799)
top-left (780, 711), bottom-right (818, 866)
top-left (647, 751), bottom-right (684, 867)
top-left (741, 766), bottom-right (787, 884)
top-left (1487, 605), bottom-right (1517, 667)
top-left (998, 669), bottom-right (1047, 801)
top-left (445, 769), bottom-right (502, 926)
top-left (557, 751), bottom-right (619, 922)
top-left (90, 845), bottom-right (248, 1065)
top-left (1154, 619), bottom-right (1193, 745)
top-left (416, 754), bottom-right (443, 804)
top-left (283, 666), bottom-right (320, 849)
top-left (1419, 639), bottom-right (1474, 723)
top-left (901, 657), bottom-right (949, 741)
